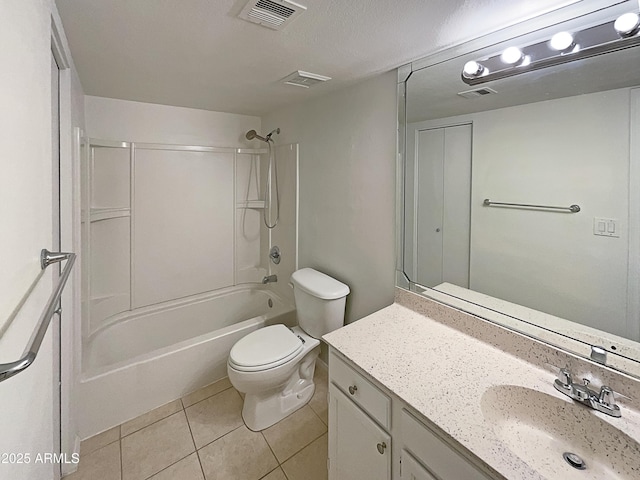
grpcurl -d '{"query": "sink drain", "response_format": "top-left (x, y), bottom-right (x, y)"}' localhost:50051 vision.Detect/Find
top-left (563, 452), bottom-right (587, 470)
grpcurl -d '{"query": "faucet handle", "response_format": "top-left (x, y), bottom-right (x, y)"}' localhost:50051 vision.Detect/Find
top-left (557, 368), bottom-right (573, 387)
top-left (597, 385), bottom-right (622, 417)
top-left (599, 386), bottom-right (616, 407)
top-left (553, 367), bottom-right (574, 395)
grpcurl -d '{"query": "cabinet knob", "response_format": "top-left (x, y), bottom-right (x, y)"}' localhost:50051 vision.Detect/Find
top-left (348, 385), bottom-right (358, 395)
top-left (376, 442), bottom-right (386, 454)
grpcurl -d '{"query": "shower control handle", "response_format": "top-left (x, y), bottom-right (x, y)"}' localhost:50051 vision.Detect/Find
top-left (269, 246), bottom-right (281, 265)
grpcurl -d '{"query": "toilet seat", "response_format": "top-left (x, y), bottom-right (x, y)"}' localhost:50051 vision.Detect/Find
top-left (229, 324), bottom-right (304, 372)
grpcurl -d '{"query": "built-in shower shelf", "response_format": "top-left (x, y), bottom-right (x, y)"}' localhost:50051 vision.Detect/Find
top-left (90, 207), bottom-right (131, 222)
top-left (236, 201), bottom-right (266, 209)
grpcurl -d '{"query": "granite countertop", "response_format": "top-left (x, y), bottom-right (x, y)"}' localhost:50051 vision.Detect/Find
top-left (323, 289), bottom-right (640, 480)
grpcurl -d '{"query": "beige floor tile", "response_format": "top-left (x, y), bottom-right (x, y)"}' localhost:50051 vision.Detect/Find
top-left (185, 388), bottom-right (243, 449)
top-left (80, 426), bottom-right (120, 456)
top-left (259, 467), bottom-right (287, 480)
top-left (64, 441), bottom-right (121, 480)
top-left (121, 410), bottom-right (195, 480)
top-left (182, 377), bottom-right (232, 408)
top-left (308, 369), bottom-right (328, 425)
top-left (148, 453), bottom-right (204, 480)
top-left (281, 433), bottom-right (328, 480)
top-left (121, 400), bottom-right (182, 437)
top-left (314, 363), bottom-right (328, 382)
top-left (262, 405), bottom-right (327, 463)
top-left (198, 425), bottom-right (278, 480)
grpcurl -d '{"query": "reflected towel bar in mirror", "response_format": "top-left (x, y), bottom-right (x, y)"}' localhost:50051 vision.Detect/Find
top-left (0, 249), bottom-right (76, 383)
top-left (483, 199), bottom-right (581, 213)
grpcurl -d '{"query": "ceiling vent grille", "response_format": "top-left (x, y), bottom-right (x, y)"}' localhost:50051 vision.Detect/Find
top-left (457, 87), bottom-right (498, 99)
top-left (239, 0), bottom-right (307, 31)
top-left (282, 70), bottom-right (331, 88)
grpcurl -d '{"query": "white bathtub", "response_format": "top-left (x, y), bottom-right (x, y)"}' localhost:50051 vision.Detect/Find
top-left (78, 285), bottom-right (295, 439)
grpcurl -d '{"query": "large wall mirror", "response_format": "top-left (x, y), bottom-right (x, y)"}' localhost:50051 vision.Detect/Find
top-left (398, 1), bottom-right (640, 378)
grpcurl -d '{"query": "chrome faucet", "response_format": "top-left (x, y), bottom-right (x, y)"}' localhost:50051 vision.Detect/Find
top-left (262, 274), bottom-right (277, 284)
top-left (554, 368), bottom-right (621, 417)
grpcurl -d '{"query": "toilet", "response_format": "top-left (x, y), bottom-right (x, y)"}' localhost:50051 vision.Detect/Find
top-left (227, 268), bottom-right (350, 431)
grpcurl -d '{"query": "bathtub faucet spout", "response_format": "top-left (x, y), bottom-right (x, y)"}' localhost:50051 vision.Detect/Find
top-left (262, 274), bottom-right (278, 284)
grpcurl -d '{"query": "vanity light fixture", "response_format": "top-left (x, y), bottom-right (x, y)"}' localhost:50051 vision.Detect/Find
top-left (549, 31), bottom-right (576, 52)
top-left (614, 12), bottom-right (640, 37)
top-left (461, 10), bottom-right (640, 85)
top-left (501, 46), bottom-right (524, 64)
top-left (462, 60), bottom-right (486, 79)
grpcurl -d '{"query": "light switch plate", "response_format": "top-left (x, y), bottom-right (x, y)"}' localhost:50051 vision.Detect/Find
top-left (593, 217), bottom-right (620, 237)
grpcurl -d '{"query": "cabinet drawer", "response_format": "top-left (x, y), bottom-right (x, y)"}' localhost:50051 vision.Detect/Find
top-left (401, 450), bottom-right (437, 480)
top-left (329, 352), bottom-right (391, 430)
top-left (401, 409), bottom-right (492, 480)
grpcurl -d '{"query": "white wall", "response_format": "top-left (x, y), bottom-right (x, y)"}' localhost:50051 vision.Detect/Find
top-left (262, 72), bottom-right (398, 325)
top-left (0, 1), bottom-right (65, 479)
top-left (85, 96), bottom-right (260, 147)
top-left (408, 88), bottom-right (631, 338)
top-left (470, 89), bottom-right (629, 336)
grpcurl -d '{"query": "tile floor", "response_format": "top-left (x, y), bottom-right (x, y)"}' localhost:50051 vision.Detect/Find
top-left (65, 366), bottom-right (329, 480)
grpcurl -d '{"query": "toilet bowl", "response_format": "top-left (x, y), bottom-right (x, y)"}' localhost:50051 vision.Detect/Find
top-left (228, 268), bottom-right (349, 431)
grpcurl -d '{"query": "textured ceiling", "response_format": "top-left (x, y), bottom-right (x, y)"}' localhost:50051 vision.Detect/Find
top-left (56, 0), bottom-right (581, 116)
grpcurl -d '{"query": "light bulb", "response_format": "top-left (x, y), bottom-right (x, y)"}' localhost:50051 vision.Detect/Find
top-left (549, 32), bottom-right (574, 51)
top-left (614, 12), bottom-right (640, 37)
top-left (501, 47), bottom-right (524, 65)
top-left (462, 61), bottom-right (484, 78)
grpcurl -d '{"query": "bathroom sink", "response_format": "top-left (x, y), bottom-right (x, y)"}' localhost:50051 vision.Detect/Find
top-left (480, 385), bottom-right (640, 480)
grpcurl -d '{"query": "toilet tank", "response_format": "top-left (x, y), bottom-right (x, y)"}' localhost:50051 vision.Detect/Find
top-left (291, 268), bottom-right (350, 339)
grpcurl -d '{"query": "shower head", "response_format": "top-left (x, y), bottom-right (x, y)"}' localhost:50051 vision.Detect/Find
top-left (245, 128), bottom-right (280, 143)
top-left (245, 129), bottom-right (267, 142)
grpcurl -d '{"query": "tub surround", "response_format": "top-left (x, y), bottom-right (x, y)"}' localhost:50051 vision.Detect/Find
top-left (323, 288), bottom-right (640, 479)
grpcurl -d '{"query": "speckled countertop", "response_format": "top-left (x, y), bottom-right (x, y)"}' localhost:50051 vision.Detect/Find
top-left (323, 288), bottom-right (640, 480)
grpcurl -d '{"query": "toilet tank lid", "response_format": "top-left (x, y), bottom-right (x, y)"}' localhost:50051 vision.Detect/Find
top-left (291, 268), bottom-right (350, 300)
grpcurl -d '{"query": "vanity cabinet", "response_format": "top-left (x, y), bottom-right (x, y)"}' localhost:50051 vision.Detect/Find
top-left (328, 350), bottom-right (495, 480)
top-left (329, 385), bottom-right (392, 479)
top-left (328, 348), bottom-right (392, 479)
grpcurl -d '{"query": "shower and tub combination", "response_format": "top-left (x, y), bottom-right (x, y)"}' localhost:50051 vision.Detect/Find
top-left (79, 128), bottom-right (299, 438)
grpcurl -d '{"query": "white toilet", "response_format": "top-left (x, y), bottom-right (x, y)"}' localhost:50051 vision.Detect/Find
top-left (227, 268), bottom-right (350, 431)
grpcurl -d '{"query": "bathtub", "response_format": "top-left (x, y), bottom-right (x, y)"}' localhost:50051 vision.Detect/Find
top-left (78, 285), bottom-right (295, 439)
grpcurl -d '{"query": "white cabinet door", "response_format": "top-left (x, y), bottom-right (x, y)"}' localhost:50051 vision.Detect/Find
top-left (401, 450), bottom-right (437, 480)
top-left (401, 409), bottom-right (492, 480)
top-left (329, 384), bottom-right (391, 480)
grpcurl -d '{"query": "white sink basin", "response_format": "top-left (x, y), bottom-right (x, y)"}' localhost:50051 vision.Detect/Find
top-left (480, 385), bottom-right (640, 480)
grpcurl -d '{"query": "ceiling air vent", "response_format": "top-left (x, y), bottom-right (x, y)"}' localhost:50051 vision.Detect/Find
top-left (239, 0), bottom-right (307, 31)
top-left (457, 87), bottom-right (498, 99)
top-left (282, 70), bottom-right (331, 88)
